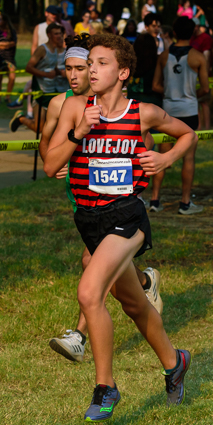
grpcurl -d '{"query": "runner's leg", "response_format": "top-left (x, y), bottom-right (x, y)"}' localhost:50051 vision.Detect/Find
top-left (78, 230), bottom-right (175, 386)
top-left (111, 262), bottom-right (176, 369)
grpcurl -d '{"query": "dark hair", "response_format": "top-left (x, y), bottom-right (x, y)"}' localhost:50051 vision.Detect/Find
top-left (173, 16), bottom-right (195, 40)
top-left (87, 33), bottom-right (137, 85)
top-left (81, 9), bottom-right (90, 19)
top-left (144, 12), bottom-right (162, 27)
top-left (90, 9), bottom-right (100, 18)
top-left (0, 12), bottom-right (16, 40)
top-left (133, 32), bottom-right (157, 77)
top-left (65, 33), bottom-right (90, 50)
top-left (161, 25), bottom-right (173, 40)
top-left (181, 0), bottom-right (191, 6)
top-left (122, 19), bottom-right (137, 37)
top-left (46, 22), bottom-right (64, 35)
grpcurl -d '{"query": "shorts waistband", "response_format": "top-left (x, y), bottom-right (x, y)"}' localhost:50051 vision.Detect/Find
top-left (76, 195), bottom-right (139, 216)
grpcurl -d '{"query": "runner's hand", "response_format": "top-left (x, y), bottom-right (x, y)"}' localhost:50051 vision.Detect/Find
top-left (138, 151), bottom-right (170, 175)
top-left (74, 105), bottom-right (103, 139)
top-left (55, 164), bottom-right (68, 179)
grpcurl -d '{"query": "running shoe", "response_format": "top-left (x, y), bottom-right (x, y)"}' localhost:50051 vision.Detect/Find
top-left (7, 99), bottom-right (23, 109)
top-left (9, 110), bottom-right (24, 132)
top-left (143, 267), bottom-right (163, 315)
top-left (49, 329), bottom-right (86, 362)
top-left (84, 383), bottom-right (121, 422)
top-left (149, 201), bottom-right (164, 212)
top-left (178, 201), bottom-right (203, 215)
top-left (162, 349), bottom-right (191, 406)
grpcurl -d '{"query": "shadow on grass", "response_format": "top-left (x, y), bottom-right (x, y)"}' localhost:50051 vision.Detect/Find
top-left (162, 283), bottom-right (213, 334)
top-left (115, 283), bottom-right (212, 355)
top-left (111, 349), bottom-right (213, 424)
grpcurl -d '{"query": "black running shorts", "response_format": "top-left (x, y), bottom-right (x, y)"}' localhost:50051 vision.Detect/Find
top-left (176, 115), bottom-right (198, 131)
top-left (74, 195), bottom-right (152, 257)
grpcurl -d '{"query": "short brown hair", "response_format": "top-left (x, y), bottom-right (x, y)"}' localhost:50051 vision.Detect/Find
top-left (87, 34), bottom-right (137, 85)
top-left (46, 22), bottom-right (64, 35)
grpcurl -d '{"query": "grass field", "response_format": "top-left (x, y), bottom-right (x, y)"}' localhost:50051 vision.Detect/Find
top-left (0, 139), bottom-right (213, 424)
top-left (15, 47), bottom-right (31, 71)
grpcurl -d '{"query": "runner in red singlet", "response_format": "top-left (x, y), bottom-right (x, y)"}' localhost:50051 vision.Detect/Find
top-left (44, 34), bottom-right (195, 422)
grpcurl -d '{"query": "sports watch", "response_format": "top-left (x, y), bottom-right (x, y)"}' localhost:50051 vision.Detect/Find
top-left (67, 129), bottom-right (83, 145)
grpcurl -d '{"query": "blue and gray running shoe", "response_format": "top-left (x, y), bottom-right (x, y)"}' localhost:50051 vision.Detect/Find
top-left (162, 349), bottom-right (191, 406)
top-left (84, 383), bottom-right (120, 422)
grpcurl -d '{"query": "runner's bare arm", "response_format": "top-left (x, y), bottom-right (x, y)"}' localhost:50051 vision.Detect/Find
top-left (197, 52), bottom-right (209, 99)
top-left (44, 97), bottom-right (102, 177)
top-left (31, 25), bottom-right (38, 55)
top-left (138, 103), bottom-right (198, 175)
top-left (39, 95), bottom-right (64, 160)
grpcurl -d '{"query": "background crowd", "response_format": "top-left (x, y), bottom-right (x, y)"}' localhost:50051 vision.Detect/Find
top-left (0, 0), bottom-right (212, 214)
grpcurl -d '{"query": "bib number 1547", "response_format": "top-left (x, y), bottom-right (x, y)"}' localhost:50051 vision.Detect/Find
top-left (88, 158), bottom-right (133, 195)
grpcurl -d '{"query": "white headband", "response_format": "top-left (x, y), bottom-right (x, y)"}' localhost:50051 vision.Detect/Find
top-left (65, 47), bottom-right (89, 61)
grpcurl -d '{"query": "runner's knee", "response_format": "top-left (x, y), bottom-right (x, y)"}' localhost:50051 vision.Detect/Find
top-left (121, 299), bottom-right (147, 319)
top-left (78, 281), bottom-right (102, 313)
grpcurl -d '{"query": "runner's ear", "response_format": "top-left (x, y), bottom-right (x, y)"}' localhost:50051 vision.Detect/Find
top-left (119, 67), bottom-right (130, 83)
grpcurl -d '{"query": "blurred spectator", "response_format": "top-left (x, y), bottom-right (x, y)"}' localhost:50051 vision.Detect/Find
top-left (0, 12), bottom-right (17, 103)
top-left (86, 1), bottom-right (95, 13)
top-left (57, 7), bottom-right (75, 36)
top-left (74, 10), bottom-right (91, 35)
top-left (117, 7), bottom-right (131, 35)
top-left (144, 13), bottom-right (164, 54)
top-left (7, 5), bottom-right (58, 115)
top-left (177, 1), bottom-right (193, 19)
top-left (190, 17), bottom-right (213, 129)
top-left (151, 16), bottom-right (209, 214)
top-left (31, 5), bottom-right (58, 54)
top-left (122, 19), bottom-right (138, 44)
top-left (103, 14), bottom-right (118, 35)
top-left (161, 25), bottom-right (174, 49)
top-left (127, 32), bottom-right (162, 107)
top-left (144, 0), bottom-right (156, 14)
top-left (137, 5), bottom-right (150, 33)
top-left (193, 5), bottom-right (206, 29)
top-left (90, 21), bottom-right (104, 35)
top-left (90, 9), bottom-right (101, 23)
top-left (9, 23), bottom-right (64, 134)
top-left (61, 0), bottom-right (74, 22)
top-left (55, 26), bottom-right (70, 93)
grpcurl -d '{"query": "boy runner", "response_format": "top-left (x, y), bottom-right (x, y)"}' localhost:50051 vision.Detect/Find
top-left (44, 34), bottom-right (195, 422)
top-left (41, 34), bottom-right (163, 364)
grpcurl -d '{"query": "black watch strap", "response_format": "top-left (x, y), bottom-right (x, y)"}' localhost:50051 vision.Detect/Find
top-left (67, 129), bottom-right (83, 145)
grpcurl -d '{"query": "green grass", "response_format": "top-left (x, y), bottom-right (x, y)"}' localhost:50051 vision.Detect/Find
top-left (0, 142), bottom-right (213, 424)
top-left (15, 47), bottom-right (31, 71)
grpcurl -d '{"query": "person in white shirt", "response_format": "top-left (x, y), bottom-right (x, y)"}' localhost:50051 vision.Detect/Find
top-left (144, 0), bottom-right (157, 14)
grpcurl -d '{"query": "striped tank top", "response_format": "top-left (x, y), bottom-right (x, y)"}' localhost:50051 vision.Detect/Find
top-left (68, 95), bottom-right (149, 209)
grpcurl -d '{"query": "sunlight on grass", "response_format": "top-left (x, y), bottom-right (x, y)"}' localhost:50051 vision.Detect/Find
top-left (0, 143), bottom-right (213, 424)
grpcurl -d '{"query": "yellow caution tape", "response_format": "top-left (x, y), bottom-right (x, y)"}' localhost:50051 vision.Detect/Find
top-left (0, 69), bottom-right (30, 75)
top-left (1, 130), bottom-right (213, 152)
top-left (0, 91), bottom-right (59, 97)
top-left (0, 140), bottom-right (40, 151)
top-left (154, 130), bottom-right (213, 144)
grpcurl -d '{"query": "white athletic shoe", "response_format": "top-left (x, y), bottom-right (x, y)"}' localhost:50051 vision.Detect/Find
top-left (178, 201), bottom-right (203, 215)
top-left (49, 329), bottom-right (86, 362)
top-left (143, 267), bottom-right (163, 315)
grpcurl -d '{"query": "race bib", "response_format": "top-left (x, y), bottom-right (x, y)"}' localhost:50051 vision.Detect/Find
top-left (88, 158), bottom-right (133, 195)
